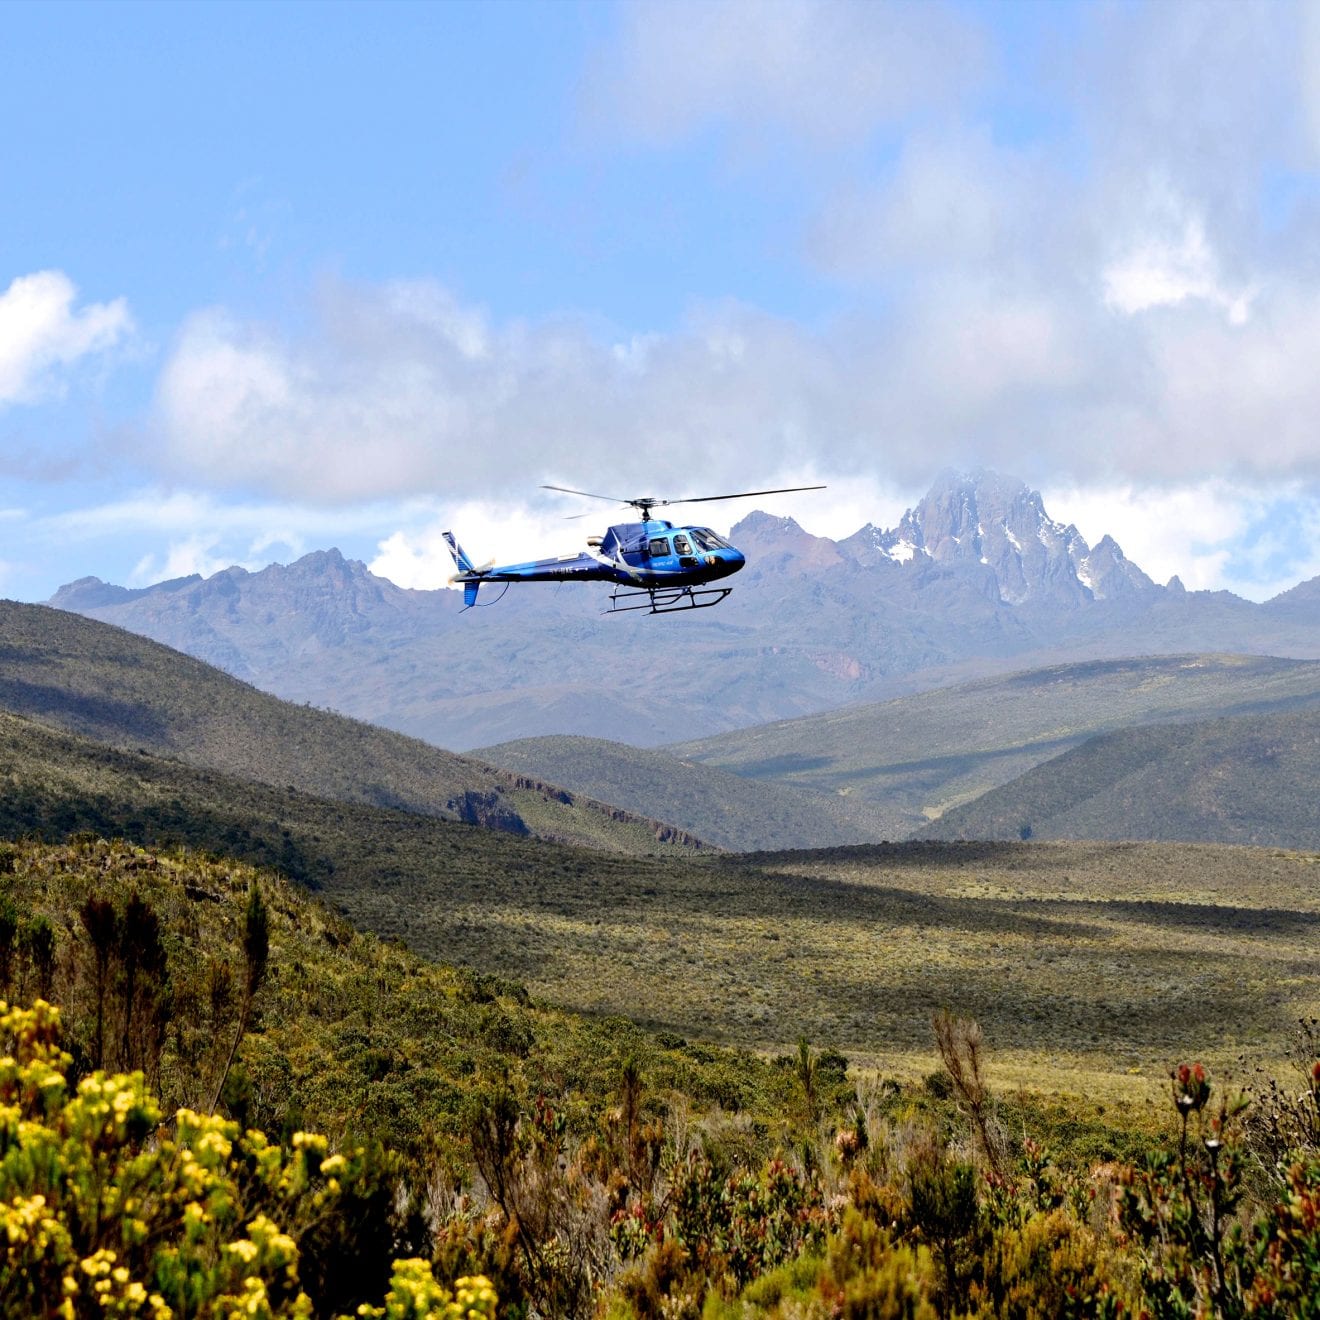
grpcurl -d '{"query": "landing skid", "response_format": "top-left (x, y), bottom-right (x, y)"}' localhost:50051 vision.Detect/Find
top-left (606, 584), bottom-right (733, 615)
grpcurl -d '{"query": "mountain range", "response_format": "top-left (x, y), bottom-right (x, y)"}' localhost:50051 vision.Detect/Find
top-left (49, 469), bottom-right (1320, 751)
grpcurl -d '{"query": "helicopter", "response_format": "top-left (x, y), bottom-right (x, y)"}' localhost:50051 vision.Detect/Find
top-left (443, 483), bottom-right (826, 615)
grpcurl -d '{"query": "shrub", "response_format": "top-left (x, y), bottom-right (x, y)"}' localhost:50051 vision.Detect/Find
top-left (968, 1207), bottom-right (1121, 1319)
top-left (0, 999), bottom-right (495, 1319)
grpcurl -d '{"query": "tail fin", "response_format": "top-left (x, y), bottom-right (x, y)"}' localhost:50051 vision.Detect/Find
top-left (442, 530), bottom-right (476, 575)
top-left (443, 531), bottom-right (482, 608)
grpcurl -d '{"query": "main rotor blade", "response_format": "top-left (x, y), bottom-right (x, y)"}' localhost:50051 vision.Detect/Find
top-left (543, 481), bottom-right (826, 517)
top-left (541, 484), bottom-right (633, 505)
top-left (658, 484), bottom-right (827, 508)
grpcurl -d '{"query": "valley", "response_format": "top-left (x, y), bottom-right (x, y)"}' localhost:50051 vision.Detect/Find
top-left (485, 653), bottom-right (1320, 846)
top-left (340, 835), bottom-right (1320, 1096)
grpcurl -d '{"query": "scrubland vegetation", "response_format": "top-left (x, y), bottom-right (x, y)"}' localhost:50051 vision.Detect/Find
top-left (2, 836), bottom-right (1319, 1317)
top-left (359, 838), bottom-right (1320, 1099)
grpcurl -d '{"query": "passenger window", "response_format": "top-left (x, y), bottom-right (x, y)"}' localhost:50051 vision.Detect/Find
top-left (648, 537), bottom-right (670, 557)
top-left (673, 534), bottom-right (692, 555)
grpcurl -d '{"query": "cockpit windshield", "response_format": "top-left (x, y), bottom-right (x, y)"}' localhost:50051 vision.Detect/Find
top-left (690, 528), bottom-right (730, 551)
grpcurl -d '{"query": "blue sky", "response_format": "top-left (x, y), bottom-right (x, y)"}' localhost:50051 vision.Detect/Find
top-left (5, 0), bottom-right (1320, 601)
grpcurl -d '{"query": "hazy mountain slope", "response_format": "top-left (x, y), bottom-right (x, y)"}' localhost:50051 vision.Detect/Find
top-left (473, 734), bottom-right (888, 850)
top-left (916, 706), bottom-right (1320, 848)
top-left (49, 472), bottom-right (1320, 749)
top-left (0, 600), bottom-right (702, 852)
top-left (670, 654), bottom-right (1320, 838)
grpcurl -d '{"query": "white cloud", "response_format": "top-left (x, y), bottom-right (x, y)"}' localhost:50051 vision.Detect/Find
top-left (0, 270), bottom-right (132, 405)
top-left (131, 537), bottom-right (240, 586)
top-left (586, 0), bottom-right (984, 147)
top-left (1041, 478), bottom-right (1320, 601)
top-left (1103, 213), bottom-right (1254, 324)
top-left (146, 257), bottom-right (1320, 521)
top-left (809, 127), bottom-right (1044, 278)
top-left (1043, 480), bottom-right (1256, 592)
top-left (128, 0), bottom-right (1320, 602)
top-left (152, 281), bottom-right (863, 504)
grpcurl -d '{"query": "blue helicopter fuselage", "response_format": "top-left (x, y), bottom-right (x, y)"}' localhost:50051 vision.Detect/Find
top-left (453, 519), bottom-right (745, 589)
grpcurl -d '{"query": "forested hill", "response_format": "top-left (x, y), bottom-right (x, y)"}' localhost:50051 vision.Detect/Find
top-left (0, 600), bottom-right (701, 853)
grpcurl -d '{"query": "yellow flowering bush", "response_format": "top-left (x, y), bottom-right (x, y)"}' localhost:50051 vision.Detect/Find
top-left (0, 1000), bottom-right (495, 1320)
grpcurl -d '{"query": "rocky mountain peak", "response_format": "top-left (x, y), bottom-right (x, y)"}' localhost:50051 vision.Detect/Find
top-left (1077, 534), bottom-right (1154, 600)
top-left (50, 573), bottom-right (203, 611)
top-left (728, 512), bottom-right (845, 573)
top-left (841, 470), bottom-right (1155, 607)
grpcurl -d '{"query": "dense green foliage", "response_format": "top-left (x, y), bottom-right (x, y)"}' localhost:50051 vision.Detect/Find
top-left (3, 838), bottom-right (1318, 1316)
top-left (0, 838), bottom-right (809, 1173)
top-left (0, 999), bottom-right (497, 1319)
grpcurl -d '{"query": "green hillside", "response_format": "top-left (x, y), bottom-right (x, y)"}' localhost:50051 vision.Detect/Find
top-left (473, 734), bottom-right (884, 850)
top-left (0, 836), bottom-right (804, 1174)
top-left (920, 704), bottom-right (1320, 848)
top-left (364, 833), bottom-right (1320, 1090)
top-left (0, 600), bottom-right (700, 853)
top-left (670, 653), bottom-right (1320, 838)
top-left (0, 705), bottom-right (697, 923)
top-left (7, 834), bottom-right (1319, 1320)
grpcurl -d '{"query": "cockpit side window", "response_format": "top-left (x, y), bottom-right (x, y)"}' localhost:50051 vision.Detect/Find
top-left (691, 528), bottom-right (727, 551)
top-left (673, 533), bottom-right (692, 556)
top-left (648, 537), bottom-right (670, 557)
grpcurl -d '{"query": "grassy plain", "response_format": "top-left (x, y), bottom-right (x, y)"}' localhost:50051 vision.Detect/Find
top-left (347, 836), bottom-right (1320, 1109)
